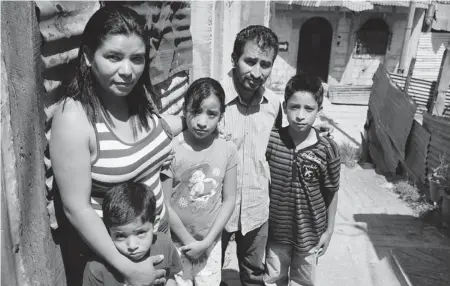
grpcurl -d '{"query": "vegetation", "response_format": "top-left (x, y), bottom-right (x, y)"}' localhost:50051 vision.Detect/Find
top-left (339, 142), bottom-right (361, 168)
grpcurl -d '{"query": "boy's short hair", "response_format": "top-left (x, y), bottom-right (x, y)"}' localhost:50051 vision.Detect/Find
top-left (102, 182), bottom-right (156, 229)
top-left (232, 25), bottom-right (279, 61)
top-left (285, 72), bottom-right (324, 107)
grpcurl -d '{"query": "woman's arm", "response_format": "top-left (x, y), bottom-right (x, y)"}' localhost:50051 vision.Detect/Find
top-left (51, 102), bottom-right (165, 285)
top-left (162, 176), bottom-right (196, 245)
top-left (161, 115), bottom-right (186, 137)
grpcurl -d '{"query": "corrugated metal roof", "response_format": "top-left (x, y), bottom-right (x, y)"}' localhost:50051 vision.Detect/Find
top-left (287, 0), bottom-right (373, 11)
top-left (405, 120), bottom-right (430, 183)
top-left (276, 0), bottom-right (431, 11)
top-left (36, 1), bottom-right (192, 118)
top-left (413, 32), bottom-right (450, 82)
top-left (389, 73), bottom-right (450, 117)
top-left (36, 1), bottom-right (100, 117)
top-left (370, 65), bottom-right (417, 160)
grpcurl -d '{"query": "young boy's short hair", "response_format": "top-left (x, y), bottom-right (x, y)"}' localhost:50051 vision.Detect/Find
top-left (285, 72), bottom-right (324, 108)
top-left (102, 182), bottom-right (156, 230)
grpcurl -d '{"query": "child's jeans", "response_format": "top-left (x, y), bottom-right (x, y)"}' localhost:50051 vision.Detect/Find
top-left (174, 239), bottom-right (222, 286)
top-left (264, 240), bottom-right (318, 286)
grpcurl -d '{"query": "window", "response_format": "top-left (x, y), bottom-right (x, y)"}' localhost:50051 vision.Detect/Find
top-left (355, 19), bottom-right (390, 56)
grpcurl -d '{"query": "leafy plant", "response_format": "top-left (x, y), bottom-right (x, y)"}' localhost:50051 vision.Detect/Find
top-left (429, 153), bottom-right (449, 186)
top-left (338, 142), bottom-right (361, 168)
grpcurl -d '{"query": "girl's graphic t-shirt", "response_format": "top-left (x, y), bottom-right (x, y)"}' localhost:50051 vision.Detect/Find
top-left (164, 133), bottom-right (238, 242)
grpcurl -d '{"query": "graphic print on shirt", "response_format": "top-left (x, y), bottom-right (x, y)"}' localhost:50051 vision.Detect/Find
top-left (175, 162), bottom-right (221, 213)
top-left (297, 150), bottom-right (325, 183)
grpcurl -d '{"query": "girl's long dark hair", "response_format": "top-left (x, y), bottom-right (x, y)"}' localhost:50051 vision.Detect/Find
top-left (62, 6), bottom-right (158, 133)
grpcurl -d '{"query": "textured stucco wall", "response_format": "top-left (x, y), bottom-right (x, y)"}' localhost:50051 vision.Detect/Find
top-left (1, 1), bottom-right (65, 285)
top-left (209, 0), bottom-right (270, 82)
top-left (270, 4), bottom-right (412, 89)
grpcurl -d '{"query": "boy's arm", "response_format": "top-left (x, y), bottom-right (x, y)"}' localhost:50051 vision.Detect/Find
top-left (161, 175), bottom-right (196, 245)
top-left (314, 139), bottom-right (341, 256)
top-left (326, 192), bottom-right (338, 233)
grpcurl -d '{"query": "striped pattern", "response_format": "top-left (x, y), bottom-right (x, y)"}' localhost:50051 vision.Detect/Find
top-left (219, 71), bottom-right (282, 235)
top-left (266, 127), bottom-right (340, 253)
top-left (90, 114), bottom-right (172, 233)
top-left (44, 113), bottom-right (172, 233)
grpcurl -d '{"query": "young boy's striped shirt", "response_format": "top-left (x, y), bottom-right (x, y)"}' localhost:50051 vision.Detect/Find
top-left (266, 126), bottom-right (341, 253)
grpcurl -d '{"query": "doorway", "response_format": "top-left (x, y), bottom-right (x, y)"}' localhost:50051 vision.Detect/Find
top-left (297, 17), bottom-right (333, 83)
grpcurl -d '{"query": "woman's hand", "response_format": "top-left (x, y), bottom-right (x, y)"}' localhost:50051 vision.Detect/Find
top-left (124, 255), bottom-right (167, 286)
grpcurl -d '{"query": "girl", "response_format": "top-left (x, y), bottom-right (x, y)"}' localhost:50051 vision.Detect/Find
top-left (48, 6), bottom-right (183, 286)
top-left (162, 78), bottom-right (237, 286)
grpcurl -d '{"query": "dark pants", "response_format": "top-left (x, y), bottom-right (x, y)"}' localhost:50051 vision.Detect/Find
top-left (59, 222), bottom-right (92, 286)
top-left (222, 221), bottom-right (268, 286)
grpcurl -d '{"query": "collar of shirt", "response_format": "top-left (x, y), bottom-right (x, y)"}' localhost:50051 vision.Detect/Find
top-left (224, 69), bottom-right (269, 106)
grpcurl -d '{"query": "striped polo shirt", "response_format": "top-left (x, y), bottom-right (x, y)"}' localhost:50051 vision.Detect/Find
top-left (266, 126), bottom-right (341, 252)
top-left (90, 113), bottom-right (172, 233)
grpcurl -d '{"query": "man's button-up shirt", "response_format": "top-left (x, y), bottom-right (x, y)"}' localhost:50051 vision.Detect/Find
top-left (220, 70), bottom-right (281, 235)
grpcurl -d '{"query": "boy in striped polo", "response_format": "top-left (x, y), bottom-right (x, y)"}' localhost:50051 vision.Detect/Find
top-left (264, 72), bottom-right (341, 286)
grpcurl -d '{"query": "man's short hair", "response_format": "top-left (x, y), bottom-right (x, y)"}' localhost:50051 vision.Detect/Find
top-left (232, 25), bottom-right (279, 61)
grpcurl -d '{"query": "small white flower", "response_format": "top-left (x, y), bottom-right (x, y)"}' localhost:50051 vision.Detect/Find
top-left (212, 168), bottom-right (221, 177)
top-left (178, 197), bottom-right (188, 208)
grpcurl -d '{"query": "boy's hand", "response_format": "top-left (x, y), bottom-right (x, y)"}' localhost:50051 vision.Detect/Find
top-left (180, 240), bottom-right (209, 261)
top-left (312, 230), bottom-right (333, 257)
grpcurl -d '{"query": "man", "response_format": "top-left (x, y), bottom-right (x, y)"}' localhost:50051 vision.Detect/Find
top-left (220, 25), bottom-right (333, 286)
top-left (219, 25), bottom-right (282, 286)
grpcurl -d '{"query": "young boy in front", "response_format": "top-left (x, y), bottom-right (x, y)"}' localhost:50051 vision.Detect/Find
top-left (83, 182), bottom-right (182, 286)
top-left (264, 72), bottom-right (341, 286)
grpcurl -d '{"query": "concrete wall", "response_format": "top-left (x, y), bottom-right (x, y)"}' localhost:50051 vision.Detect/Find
top-left (1, 2), bottom-right (65, 285)
top-left (209, 0), bottom-right (270, 82)
top-left (269, 4), bottom-right (412, 90)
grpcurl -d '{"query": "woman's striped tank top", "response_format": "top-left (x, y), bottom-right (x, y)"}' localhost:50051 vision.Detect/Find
top-left (90, 113), bottom-right (172, 233)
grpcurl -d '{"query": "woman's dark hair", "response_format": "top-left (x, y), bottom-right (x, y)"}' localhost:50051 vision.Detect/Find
top-left (103, 182), bottom-right (157, 229)
top-left (183, 77), bottom-right (226, 115)
top-left (62, 6), bottom-right (158, 133)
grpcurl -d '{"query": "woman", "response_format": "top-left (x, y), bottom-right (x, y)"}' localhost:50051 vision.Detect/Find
top-left (49, 6), bottom-right (182, 286)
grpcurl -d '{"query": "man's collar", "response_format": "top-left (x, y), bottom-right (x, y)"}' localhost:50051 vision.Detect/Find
top-left (225, 69), bottom-right (269, 106)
